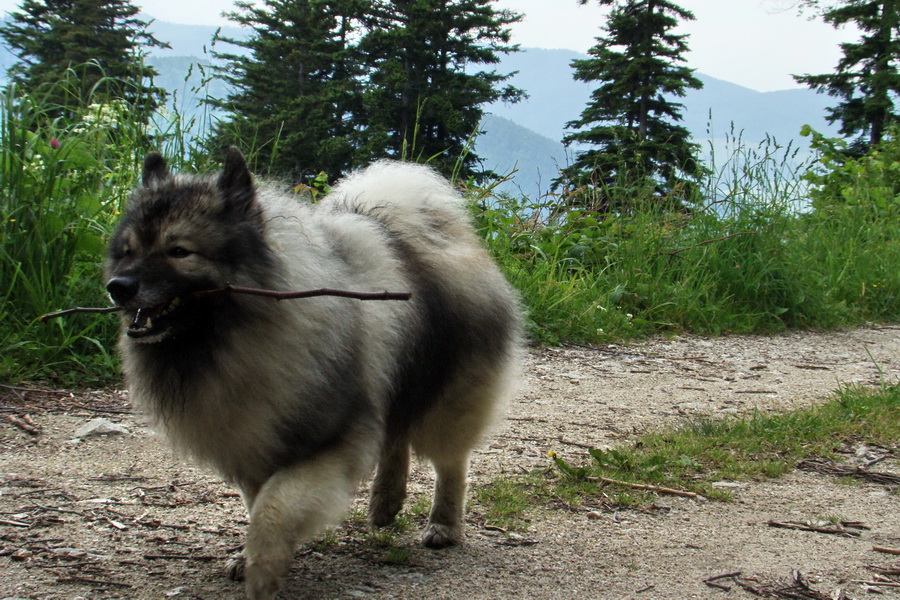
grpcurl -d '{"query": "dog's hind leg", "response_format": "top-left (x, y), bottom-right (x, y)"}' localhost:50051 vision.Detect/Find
top-left (410, 365), bottom-right (517, 548)
top-left (369, 436), bottom-right (411, 528)
top-left (420, 453), bottom-right (470, 548)
top-left (239, 443), bottom-right (374, 600)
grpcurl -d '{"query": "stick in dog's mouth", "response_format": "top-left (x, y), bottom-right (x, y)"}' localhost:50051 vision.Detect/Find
top-left (39, 285), bottom-right (413, 323)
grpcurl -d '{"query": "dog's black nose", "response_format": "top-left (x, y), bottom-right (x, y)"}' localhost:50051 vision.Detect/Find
top-left (106, 277), bottom-right (139, 305)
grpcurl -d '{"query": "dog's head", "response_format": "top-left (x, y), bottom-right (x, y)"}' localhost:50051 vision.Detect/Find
top-left (105, 147), bottom-right (271, 343)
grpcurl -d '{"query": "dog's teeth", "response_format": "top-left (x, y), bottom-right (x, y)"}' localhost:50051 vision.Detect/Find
top-left (146, 317), bottom-right (153, 330)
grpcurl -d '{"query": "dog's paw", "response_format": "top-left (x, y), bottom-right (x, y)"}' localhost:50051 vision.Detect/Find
top-left (369, 502), bottom-right (400, 528)
top-left (421, 522), bottom-right (461, 548)
top-left (244, 560), bottom-right (285, 600)
top-left (226, 555), bottom-right (246, 581)
top-left (369, 486), bottom-right (405, 529)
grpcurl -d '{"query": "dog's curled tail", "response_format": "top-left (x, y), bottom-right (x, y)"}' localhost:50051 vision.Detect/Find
top-left (322, 160), bottom-right (471, 235)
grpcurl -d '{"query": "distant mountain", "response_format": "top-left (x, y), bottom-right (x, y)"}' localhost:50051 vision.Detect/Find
top-left (486, 48), bottom-right (839, 147)
top-left (679, 74), bottom-right (838, 146)
top-left (144, 16), bottom-right (248, 59)
top-left (477, 115), bottom-right (569, 197)
top-left (480, 49), bottom-right (840, 192)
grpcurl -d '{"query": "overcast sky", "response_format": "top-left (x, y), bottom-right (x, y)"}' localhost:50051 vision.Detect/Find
top-left (0, 0), bottom-right (860, 93)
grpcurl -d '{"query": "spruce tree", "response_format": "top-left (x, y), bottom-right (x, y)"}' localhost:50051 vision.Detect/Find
top-left (794, 0), bottom-right (900, 152)
top-left (358, 0), bottom-right (524, 180)
top-left (209, 0), bottom-right (366, 183)
top-left (559, 0), bottom-right (703, 210)
top-left (0, 0), bottom-right (168, 122)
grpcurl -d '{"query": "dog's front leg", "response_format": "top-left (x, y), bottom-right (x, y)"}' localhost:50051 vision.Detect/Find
top-left (240, 446), bottom-right (373, 600)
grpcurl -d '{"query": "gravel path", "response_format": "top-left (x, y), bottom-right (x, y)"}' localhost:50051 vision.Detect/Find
top-left (1, 326), bottom-right (899, 599)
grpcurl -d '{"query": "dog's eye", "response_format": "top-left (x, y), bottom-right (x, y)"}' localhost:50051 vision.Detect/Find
top-left (167, 246), bottom-right (192, 258)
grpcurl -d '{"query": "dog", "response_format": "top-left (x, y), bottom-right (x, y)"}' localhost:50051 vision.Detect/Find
top-left (104, 147), bottom-right (524, 599)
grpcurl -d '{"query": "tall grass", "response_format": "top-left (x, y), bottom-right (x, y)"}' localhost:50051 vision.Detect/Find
top-left (475, 134), bottom-right (898, 344)
top-left (1, 76), bottom-right (150, 383)
top-left (0, 61), bottom-right (225, 384)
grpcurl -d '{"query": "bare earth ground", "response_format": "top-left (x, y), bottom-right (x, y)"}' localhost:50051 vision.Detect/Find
top-left (2, 326), bottom-right (899, 600)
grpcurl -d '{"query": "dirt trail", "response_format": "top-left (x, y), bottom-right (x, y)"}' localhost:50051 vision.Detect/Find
top-left (1, 326), bottom-right (899, 600)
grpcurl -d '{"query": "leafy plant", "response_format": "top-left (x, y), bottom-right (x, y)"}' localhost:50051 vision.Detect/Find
top-left (0, 80), bottom-right (152, 383)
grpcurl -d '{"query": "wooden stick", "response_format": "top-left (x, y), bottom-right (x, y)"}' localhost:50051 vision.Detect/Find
top-left (38, 284), bottom-right (412, 322)
top-left (587, 476), bottom-right (703, 499)
top-left (0, 518), bottom-right (31, 528)
top-left (6, 415), bottom-right (39, 435)
top-left (57, 576), bottom-right (132, 588)
top-left (143, 554), bottom-right (218, 561)
top-left (767, 520), bottom-right (861, 537)
top-left (704, 571), bottom-right (742, 591)
top-left (38, 305), bottom-right (121, 322)
top-left (874, 546), bottom-right (900, 556)
top-left (850, 580), bottom-right (900, 588)
top-left (192, 284), bottom-right (412, 302)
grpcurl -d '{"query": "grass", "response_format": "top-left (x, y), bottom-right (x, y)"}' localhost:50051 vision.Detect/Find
top-left (475, 383), bottom-right (900, 526)
top-left (475, 134), bottom-right (899, 346)
top-left (0, 83), bottom-right (140, 384)
top-left (0, 73), bottom-right (215, 384)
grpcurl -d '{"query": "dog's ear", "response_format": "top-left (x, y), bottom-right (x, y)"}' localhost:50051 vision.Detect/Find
top-left (218, 146), bottom-right (256, 215)
top-left (142, 152), bottom-right (168, 187)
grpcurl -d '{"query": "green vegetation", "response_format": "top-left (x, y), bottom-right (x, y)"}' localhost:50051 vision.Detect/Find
top-left (475, 383), bottom-right (900, 526)
top-left (0, 79), bottom-right (209, 384)
top-left (477, 133), bottom-right (898, 345)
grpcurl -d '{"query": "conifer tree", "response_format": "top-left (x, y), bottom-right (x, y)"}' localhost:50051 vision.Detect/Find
top-left (794, 0), bottom-right (900, 152)
top-left (559, 0), bottom-right (703, 210)
top-left (209, 0), bottom-right (366, 182)
top-left (358, 0), bottom-right (524, 180)
top-left (0, 0), bottom-right (167, 122)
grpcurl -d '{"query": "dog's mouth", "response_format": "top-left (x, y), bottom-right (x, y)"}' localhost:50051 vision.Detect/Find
top-left (126, 297), bottom-right (185, 339)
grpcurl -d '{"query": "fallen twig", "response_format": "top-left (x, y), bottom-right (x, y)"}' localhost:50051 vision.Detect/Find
top-left (144, 553), bottom-right (218, 561)
top-left (6, 414), bottom-right (39, 435)
top-left (850, 579), bottom-right (900, 588)
top-left (873, 546), bottom-right (900, 556)
top-left (766, 520), bottom-right (864, 537)
top-left (0, 518), bottom-right (32, 528)
top-left (39, 284), bottom-right (413, 322)
top-left (704, 571), bottom-right (742, 591)
top-left (556, 436), bottom-right (596, 449)
top-left (588, 476), bottom-right (703, 499)
top-left (797, 459), bottom-right (900, 486)
top-left (57, 576), bottom-right (132, 588)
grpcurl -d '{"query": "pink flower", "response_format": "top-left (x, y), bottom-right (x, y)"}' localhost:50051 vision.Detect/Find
top-left (49, 137), bottom-right (60, 150)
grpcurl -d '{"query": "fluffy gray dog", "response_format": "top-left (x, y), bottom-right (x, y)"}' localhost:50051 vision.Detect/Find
top-left (104, 147), bottom-right (523, 599)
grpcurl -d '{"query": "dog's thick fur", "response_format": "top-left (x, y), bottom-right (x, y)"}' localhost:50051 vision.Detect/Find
top-left (104, 148), bottom-right (523, 599)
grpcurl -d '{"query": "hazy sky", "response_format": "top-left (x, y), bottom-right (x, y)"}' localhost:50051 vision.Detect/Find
top-left (0, 0), bottom-right (860, 92)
